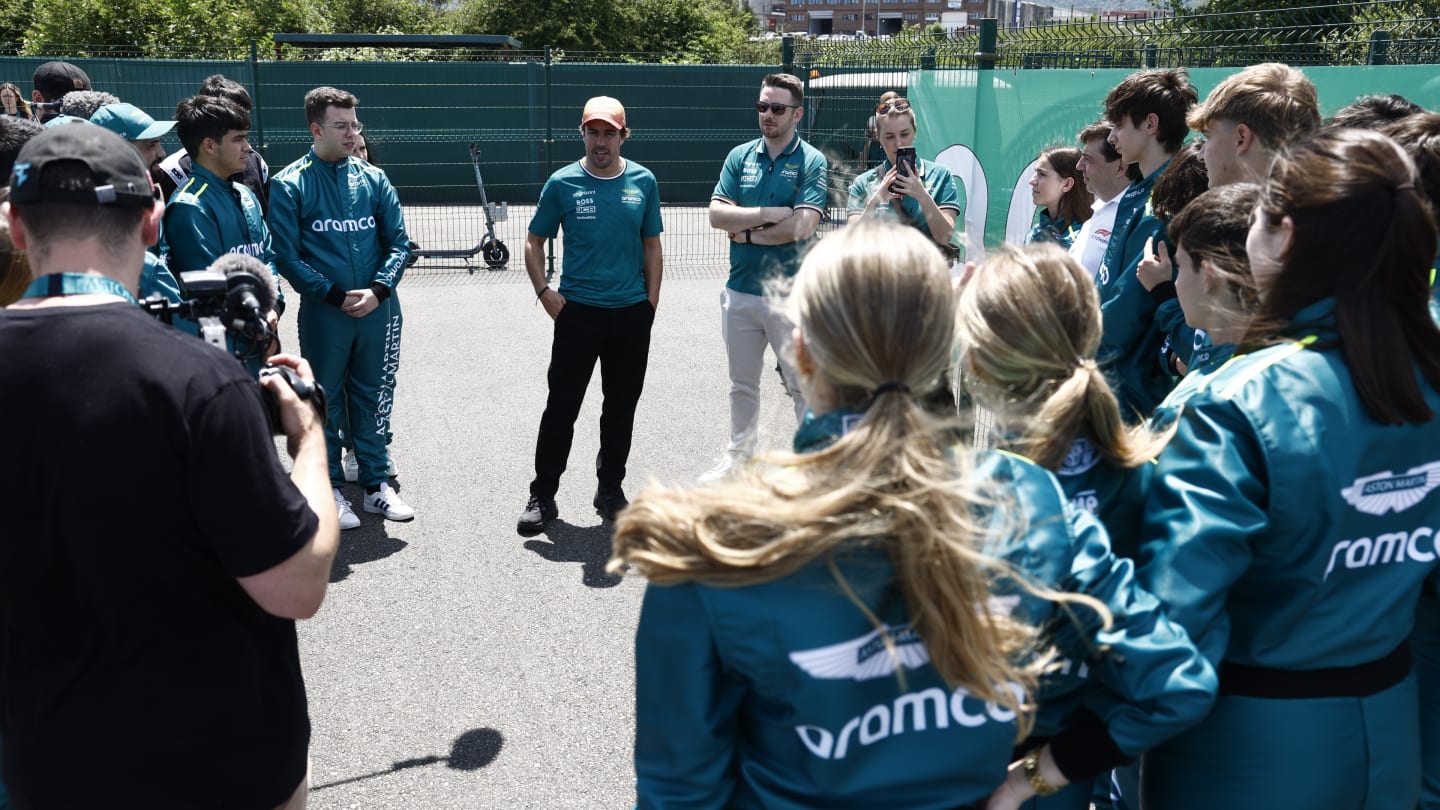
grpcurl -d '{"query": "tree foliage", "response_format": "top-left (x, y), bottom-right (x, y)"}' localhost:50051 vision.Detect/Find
top-left (4, 0), bottom-right (758, 59)
top-left (16, 0), bottom-right (315, 56)
top-left (452, 0), bottom-right (755, 58)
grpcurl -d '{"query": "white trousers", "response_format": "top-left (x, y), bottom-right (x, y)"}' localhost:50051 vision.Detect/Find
top-left (720, 287), bottom-right (806, 456)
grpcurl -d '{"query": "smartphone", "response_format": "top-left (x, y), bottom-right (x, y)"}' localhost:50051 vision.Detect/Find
top-left (895, 147), bottom-right (918, 177)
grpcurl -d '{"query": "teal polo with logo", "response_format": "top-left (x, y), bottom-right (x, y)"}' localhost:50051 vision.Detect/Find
top-left (846, 157), bottom-right (961, 252)
top-left (530, 158), bottom-right (662, 308)
top-left (712, 132), bottom-right (829, 296)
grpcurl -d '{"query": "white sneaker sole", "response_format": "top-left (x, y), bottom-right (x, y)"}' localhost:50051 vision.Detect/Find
top-left (363, 502), bottom-right (415, 521)
top-left (338, 511), bottom-right (361, 530)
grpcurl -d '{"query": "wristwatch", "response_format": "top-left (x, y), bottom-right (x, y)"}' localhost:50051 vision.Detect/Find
top-left (744, 229), bottom-right (753, 244)
top-left (1022, 748), bottom-right (1060, 796)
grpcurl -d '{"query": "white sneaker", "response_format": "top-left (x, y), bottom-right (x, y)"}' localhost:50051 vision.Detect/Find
top-left (363, 482), bottom-right (415, 522)
top-left (698, 452), bottom-right (748, 483)
top-left (385, 454), bottom-right (398, 478)
top-left (333, 488), bottom-right (361, 530)
top-left (342, 451), bottom-right (359, 483)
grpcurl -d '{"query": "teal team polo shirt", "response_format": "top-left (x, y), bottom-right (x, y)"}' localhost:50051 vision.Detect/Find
top-left (529, 159), bottom-right (663, 308)
top-left (712, 132), bottom-right (829, 296)
top-left (846, 157), bottom-right (961, 251)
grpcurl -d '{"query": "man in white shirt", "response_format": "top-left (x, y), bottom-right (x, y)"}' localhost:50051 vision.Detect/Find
top-left (1068, 121), bottom-right (1132, 280)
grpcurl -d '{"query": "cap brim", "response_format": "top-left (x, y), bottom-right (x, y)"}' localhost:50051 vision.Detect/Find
top-left (135, 120), bottom-right (175, 140)
top-left (581, 114), bottom-right (625, 130)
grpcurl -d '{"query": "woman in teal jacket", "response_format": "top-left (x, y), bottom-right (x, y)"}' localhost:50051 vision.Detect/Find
top-left (611, 222), bottom-right (1215, 810)
top-left (1145, 182), bottom-right (1262, 432)
top-left (955, 243), bottom-right (1165, 562)
top-left (955, 243), bottom-right (1174, 810)
top-left (1023, 148), bottom-right (1090, 250)
top-left (1137, 128), bottom-right (1440, 809)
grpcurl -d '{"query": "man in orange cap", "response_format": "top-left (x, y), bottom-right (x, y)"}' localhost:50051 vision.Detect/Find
top-left (518, 96), bottom-right (664, 535)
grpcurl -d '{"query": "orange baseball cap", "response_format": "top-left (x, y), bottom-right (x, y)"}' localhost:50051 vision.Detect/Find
top-left (581, 96), bottom-right (626, 130)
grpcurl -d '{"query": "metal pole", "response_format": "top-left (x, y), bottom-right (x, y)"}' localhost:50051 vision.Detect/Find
top-left (977, 18), bottom-right (998, 70)
top-left (249, 39), bottom-right (267, 158)
top-left (544, 45), bottom-right (556, 281)
top-left (1368, 30), bottom-right (1391, 65)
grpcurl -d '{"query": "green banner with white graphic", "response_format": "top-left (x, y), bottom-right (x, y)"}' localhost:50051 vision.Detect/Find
top-left (907, 65), bottom-right (1440, 258)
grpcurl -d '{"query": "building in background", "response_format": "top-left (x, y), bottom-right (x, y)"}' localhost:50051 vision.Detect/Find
top-left (749, 0), bottom-right (1166, 36)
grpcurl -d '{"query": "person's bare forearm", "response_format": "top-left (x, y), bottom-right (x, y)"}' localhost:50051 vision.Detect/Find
top-left (643, 238), bottom-right (663, 307)
top-left (524, 234), bottom-right (548, 295)
top-left (289, 425), bottom-right (338, 584)
top-left (748, 209), bottom-right (821, 246)
top-left (709, 200), bottom-right (794, 232)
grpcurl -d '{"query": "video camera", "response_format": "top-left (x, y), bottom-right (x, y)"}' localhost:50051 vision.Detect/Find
top-left (141, 253), bottom-right (277, 359)
top-left (141, 254), bottom-right (325, 434)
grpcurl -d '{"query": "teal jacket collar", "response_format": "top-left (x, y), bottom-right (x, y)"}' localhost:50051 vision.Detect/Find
top-left (793, 407), bottom-right (865, 453)
top-left (1284, 297), bottom-right (1338, 341)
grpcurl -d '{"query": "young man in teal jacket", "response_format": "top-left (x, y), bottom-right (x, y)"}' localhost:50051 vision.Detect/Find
top-left (269, 86), bottom-right (412, 530)
top-left (1095, 70), bottom-right (1197, 420)
top-left (165, 94), bottom-right (281, 373)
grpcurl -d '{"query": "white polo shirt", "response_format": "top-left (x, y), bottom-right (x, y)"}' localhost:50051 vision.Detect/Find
top-left (1069, 194), bottom-right (1120, 281)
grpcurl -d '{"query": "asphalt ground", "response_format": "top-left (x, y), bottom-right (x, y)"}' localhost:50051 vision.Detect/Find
top-left (283, 236), bottom-right (802, 809)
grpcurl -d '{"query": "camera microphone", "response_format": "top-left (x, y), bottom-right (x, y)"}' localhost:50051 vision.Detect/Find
top-left (206, 254), bottom-right (277, 342)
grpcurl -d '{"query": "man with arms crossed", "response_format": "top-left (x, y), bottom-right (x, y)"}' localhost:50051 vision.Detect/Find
top-left (517, 96), bottom-right (663, 535)
top-left (703, 73), bottom-right (828, 481)
top-left (270, 86), bottom-right (414, 530)
top-left (0, 123), bottom-right (337, 809)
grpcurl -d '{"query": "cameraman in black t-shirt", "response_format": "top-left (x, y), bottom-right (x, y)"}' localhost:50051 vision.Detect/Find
top-left (0, 124), bottom-right (338, 809)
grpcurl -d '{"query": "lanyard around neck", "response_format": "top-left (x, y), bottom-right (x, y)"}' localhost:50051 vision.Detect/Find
top-left (20, 273), bottom-right (138, 306)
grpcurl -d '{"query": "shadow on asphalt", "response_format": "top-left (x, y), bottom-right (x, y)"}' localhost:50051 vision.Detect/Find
top-left (310, 727), bottom-right (504, 791)
top-left (329, 523), bottom-right (408, 583)
top-left (523, 520), bottom-right (623, 588)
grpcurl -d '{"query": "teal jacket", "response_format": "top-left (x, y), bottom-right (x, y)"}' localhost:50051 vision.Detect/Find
top-left (632, 409), bottom-right (1216, 809)
top-left (1026, 209), bottom-right (1080, 251)
top-left (1137, 299), bottom-right (1440, 670)
top-left (165, 164), bottom-right (278, 277)
top-left (1094, 161), bottom-right (1176, 418)
top-left (268, 148), bottom-right (410, 307)
top-left (1052, 437), bottom-right (1151, 561)
top-left (1148, 342), bottom-right (1238, 435)
top-left (139, 252), bottom-right (183, 306)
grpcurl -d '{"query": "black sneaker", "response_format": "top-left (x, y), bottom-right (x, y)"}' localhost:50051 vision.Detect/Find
top-left (593, 487), bottom-right (629, 522)
top-left (517, 494), bottom-right (558, 536)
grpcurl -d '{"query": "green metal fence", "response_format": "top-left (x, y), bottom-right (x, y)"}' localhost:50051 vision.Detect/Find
top-left (2, 0), bottom-right (1437, 275)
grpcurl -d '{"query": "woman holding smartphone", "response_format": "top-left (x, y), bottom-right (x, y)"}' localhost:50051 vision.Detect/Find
top-left (846, 97), bottom-right (962, 259)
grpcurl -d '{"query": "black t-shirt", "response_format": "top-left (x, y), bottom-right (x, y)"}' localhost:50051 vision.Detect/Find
top-left (0, 302), bottom-right (318, 808)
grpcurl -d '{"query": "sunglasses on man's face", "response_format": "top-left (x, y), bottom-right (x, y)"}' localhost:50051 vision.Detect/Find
top-left (756, 102), bottom-right (795, 114)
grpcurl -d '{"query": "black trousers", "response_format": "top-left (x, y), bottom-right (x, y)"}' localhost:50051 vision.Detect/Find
top-left (531, 300), bottom-right (654, 499)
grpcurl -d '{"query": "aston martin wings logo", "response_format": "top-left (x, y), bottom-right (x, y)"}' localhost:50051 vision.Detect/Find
top-left (788, 625), bottom-right (929, 681)
top-left (1341, 461), bottom-right (1440, 516)
top-left (1057, 438), bottom-right (1102, 477)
